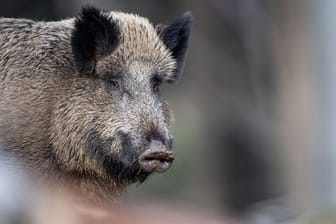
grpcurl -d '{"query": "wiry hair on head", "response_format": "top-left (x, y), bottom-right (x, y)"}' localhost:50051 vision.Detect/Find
top-left (71, 6), bottom-right (121, 75)
top-left (157, 11), bottom-right (193, 82)
top-left (71, 6), bottom-right (192, 83)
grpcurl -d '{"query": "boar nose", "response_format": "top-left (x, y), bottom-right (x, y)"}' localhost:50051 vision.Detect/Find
top-left (138, 140), bottom-right (174, 173)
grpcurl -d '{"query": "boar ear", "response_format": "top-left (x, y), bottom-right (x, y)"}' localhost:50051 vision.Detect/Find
top-left (157, 12), bottom-right (193, 81)
top-left (71, 6), bottom-right (120, 75)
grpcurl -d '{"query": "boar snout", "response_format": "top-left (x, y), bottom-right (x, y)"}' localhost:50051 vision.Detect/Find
top-left (138, 140), bottom-right (174, 173)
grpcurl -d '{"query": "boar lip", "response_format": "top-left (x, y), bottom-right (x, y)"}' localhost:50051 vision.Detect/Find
top-left (140, 151), bottom-right (174, 163)
top-left (138, 151), bottom-right (174, 173)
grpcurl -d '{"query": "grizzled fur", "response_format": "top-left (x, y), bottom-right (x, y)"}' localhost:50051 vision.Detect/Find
top-left (0, 6), bottom-right (192, 201)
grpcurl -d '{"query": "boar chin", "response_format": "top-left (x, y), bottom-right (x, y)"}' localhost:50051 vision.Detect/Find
top-left (86, 130), bottom-right (150, 183)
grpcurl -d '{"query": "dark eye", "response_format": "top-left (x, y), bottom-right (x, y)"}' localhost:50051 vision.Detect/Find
top-left (108, 79), bottom-right (121, 91)
top-left (151, 76), bottom-right (162, 92)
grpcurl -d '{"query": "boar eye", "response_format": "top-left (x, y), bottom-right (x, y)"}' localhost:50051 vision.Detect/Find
top-left (107, 79), bottom-right (121, 91)
top-left (151, 75), bottom-right (162, 92)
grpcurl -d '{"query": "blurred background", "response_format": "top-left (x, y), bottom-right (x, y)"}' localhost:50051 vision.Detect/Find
top-left (1, 0), bottom-right (336, 223)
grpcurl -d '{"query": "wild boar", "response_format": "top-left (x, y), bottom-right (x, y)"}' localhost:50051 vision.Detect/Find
top-left (0, 6), bottom-right (192, 201)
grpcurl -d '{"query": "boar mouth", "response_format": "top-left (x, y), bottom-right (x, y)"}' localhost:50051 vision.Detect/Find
top-left (138, 150), bottom-right (174, 173)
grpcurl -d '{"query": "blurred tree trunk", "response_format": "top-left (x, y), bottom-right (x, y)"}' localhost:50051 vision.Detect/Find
top-left (189, 0), bottom-right (285, 215)
top-left (271, 0), bottom-right (318, 221)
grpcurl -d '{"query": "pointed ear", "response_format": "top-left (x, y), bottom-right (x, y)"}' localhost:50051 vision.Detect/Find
top-left (157, 11), bottom-right (193, 81)
top-left (71, 6), bottom-right (120, 75)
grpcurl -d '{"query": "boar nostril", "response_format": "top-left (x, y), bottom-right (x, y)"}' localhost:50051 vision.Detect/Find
top-left (138, 150), bottom-right (174, 173)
